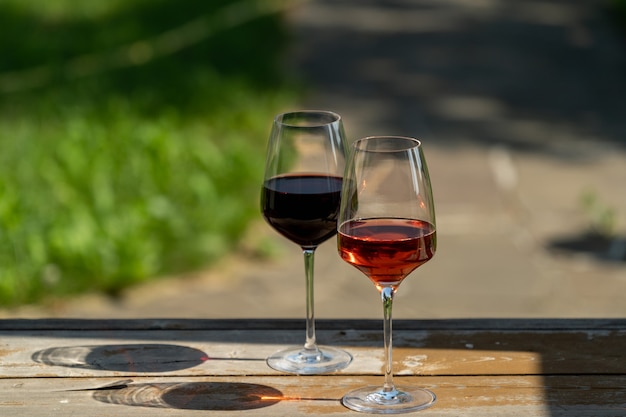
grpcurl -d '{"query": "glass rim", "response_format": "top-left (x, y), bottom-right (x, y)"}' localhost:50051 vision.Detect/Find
top-left (274, 110), bottom-right (342, 127)
top-left (353, 136), bottom-right (422, 152)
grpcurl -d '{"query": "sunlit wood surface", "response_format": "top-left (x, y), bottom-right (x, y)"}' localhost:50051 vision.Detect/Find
top-left (1, 319), bottom-right (625, 416)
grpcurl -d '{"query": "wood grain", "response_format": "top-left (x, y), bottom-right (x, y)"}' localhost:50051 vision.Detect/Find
top-left (1, 319), bottom-right (625, 416)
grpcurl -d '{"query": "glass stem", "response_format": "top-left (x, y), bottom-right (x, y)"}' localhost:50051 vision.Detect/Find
top-left (381, 286), bottom-right (397, 393)
top-left (303, 248), bottom-right (319, 352)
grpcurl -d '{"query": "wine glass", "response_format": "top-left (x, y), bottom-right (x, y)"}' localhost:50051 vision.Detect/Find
top-left (337, 136), bottom-right (437, 413)
top-left (260, 110), bottom-right (353, 374)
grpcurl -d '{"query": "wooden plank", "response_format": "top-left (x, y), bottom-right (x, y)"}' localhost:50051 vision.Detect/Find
top-left (2, 328), bottom-right (626, 378)
top-left (2, 375), bottom-right (626, 416)
top-left (3, 318), bottom-right (626, 331)
top-left (2, 320), bottom-right (626, 416)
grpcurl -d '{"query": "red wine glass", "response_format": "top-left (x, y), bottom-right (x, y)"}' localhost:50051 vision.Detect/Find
top-left (261, 110), bottom-right (353, 374)
top-left (337, 136), bottom-right (437, 413)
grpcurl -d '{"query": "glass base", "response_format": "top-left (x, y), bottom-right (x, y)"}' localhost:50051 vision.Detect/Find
top-left (342, 385), bottom-right (436, 414)
top-left (266, 345), bottom-right (352, 375)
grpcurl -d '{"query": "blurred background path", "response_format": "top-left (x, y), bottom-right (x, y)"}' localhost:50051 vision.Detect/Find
top-left (4, 0), bottom-right (626, 319)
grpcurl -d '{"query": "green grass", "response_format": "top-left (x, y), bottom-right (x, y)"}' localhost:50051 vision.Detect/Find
top-left (0, 0), bottom-right (299, 306)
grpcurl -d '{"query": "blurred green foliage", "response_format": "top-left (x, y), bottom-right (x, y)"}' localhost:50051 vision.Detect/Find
top-left (613, 0), bottom-right (626, 32)
top-left (580, 190), bottom-right (617, 238)
top-left (0, 0), bottom-right (299, 305)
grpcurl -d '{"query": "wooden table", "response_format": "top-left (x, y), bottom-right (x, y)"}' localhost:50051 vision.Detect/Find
top-left (1, 318), bottom-right (626, 416)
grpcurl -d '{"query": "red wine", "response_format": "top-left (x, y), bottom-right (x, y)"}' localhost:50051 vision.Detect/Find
top-left (262, 174), bottom-right (343, 247)
top-left (338, 218), bottom-right (436, 287)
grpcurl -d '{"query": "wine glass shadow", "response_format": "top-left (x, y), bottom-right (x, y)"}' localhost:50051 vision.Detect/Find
top-left (91, 382), bottom-right (287, 411)
top-left (31, 344), bottom-right (211, 373)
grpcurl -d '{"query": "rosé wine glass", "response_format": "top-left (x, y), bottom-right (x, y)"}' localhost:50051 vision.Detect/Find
top-left (261, 110), bottom-right (353, 374)
top-left (337, 136), bottom-right (437, 413)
